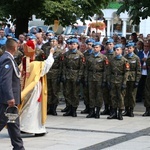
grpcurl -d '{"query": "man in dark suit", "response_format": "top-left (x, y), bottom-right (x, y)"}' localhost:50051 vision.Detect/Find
top-left (0, 39), bottom-right (25, 150)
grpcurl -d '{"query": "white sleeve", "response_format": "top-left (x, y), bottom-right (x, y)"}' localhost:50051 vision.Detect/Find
top-left (41, 53), bottom-right (54, 77)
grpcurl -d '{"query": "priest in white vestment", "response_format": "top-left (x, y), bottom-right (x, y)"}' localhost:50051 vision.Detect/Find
top-left (19, 40), bottom-right (54, 136)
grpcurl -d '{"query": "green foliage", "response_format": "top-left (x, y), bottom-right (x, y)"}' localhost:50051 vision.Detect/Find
top-left (117, 0), bottom-right (150, 25)
top-left (0, 0), bottom-right (114, 36)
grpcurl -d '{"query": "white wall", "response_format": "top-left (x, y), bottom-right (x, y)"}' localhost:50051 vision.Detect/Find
top-left (139, 17), bottom-right (150, 37)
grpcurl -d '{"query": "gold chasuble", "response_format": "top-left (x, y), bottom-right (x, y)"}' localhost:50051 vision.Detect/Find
top-left (19, 61), bottom-right (47, 125)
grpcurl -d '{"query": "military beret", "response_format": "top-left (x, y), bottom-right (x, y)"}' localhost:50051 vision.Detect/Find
top-left (93, 42), bottom-right (101, 47)
top-left (66, 39), bottom-right (71, 44)
top-left (51, 36), bottom-right (58, 41)
top-left (13, 38), bottom-right (19, 42)
top-left (26, 33), bottom-right (31, 37)
top-left (106, 38), bottom-right (114, 44)
top-left (6, 33), bottom-right (13, 37)
top-left (70, 38), bottom-right (79, 44)
top-left (86, 38), bottom-right (95, 44)
top-left (46, 30), bottom-right (54, 35)
top-left (126, 42), bottom-right (135, 47)
top-left (29, 35), bottom-right (36, 40)
top-left (114, 44), bottom-right (122, 49)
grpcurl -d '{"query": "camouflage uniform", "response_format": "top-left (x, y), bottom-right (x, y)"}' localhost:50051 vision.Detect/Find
top-left (123, 53), bottom-right (141, 117)
top-left (47, 47), bottom-right (63, 115)
top-left (81, 49), bottom-right (93, 114)
top-left (143, 57), bottom-right (150, 116)
top-left (63, 49), bottom-right (84, 117)
top-left (107, 55), bottom-right (129, 120)
top-left (85, 52), bottom-right (107, 118)
top-left (102, 50), bottom-right (115, 115)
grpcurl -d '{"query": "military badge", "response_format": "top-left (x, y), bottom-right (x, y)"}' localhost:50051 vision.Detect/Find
top-left (5, 64), bottom-right (10, 69)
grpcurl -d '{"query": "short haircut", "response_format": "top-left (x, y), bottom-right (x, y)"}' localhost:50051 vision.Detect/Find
top-left (6, 39), bottom-right (17, 49)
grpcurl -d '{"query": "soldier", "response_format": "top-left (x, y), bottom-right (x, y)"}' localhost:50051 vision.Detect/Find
top-left (47, 37), bottom-right (63, 115)
top-left (101, 38), bottom-right (115, 115)
top-left (143, 56), bottom-right (150, 116)
top-left (61, 39), bottom-right (72, 113)
top-left (80, 38), bottom-right (95, 114)
top-left (107, 44), bottom-right (130, 120)
top-left (62, 38), bottom-right (85, 117)
top-left (85, 42), bottom-right (107, 119)
top-left (123, 42), bottom-right (141, 117)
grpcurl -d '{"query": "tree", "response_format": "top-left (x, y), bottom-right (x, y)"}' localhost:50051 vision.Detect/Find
top-left (117, 0), bottom-right (150, 25)
top-left (0, 0), bottom-right (114, 37)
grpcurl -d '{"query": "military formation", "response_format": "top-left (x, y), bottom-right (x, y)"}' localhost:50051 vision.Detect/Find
top-left (1, 27), bottom-right (150, 121)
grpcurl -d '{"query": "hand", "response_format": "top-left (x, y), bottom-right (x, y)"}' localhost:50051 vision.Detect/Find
top-left (7, 99), bottom-right (15, 107)
top-left (121, 84), bottom-right (127, 90)
top-left (107, 82), bottom-right (111, 90)
top-left (142, 58), bottom-right (147, 62)
top-left (134, 82), bottom-right (139, 88)
top-left (101, 82), bottom-right (106, 88)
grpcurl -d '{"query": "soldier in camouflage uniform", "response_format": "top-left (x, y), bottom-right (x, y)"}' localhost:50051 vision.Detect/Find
top-left (107, 44), bottom-right (130, 120)
top-left (46, 37), bottom-right (63, 115)
top-left (85, 42), bottom-right (107, 119)
top-left (63, 38), bottom-right (85, 117)
top-left (101, 38), bottom-right (115, 115)
top-left (123, 42), bottom-right (141, 117)
top-left (143, 56), bottom-right (150, 116)
top-left (61, 39), bottom-right (72, 113)
top-left (80, 38), bottom-right (95, 114)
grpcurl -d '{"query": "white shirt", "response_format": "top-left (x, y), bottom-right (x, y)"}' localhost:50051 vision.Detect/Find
top-left (142, 51), bottom-right (149, 75)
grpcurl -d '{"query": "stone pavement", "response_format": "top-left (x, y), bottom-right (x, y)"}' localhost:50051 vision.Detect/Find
top-left (1, 101), bottom-right (150, 150)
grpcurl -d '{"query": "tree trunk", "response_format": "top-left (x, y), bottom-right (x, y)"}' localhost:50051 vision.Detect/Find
top-left (15, 17), bottom-right (29, 38)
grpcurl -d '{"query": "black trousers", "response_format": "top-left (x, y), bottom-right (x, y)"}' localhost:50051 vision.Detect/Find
top-left (0, 104), bottom-right (25, 150)
top-left (136, 75), bottom-right (147, 102)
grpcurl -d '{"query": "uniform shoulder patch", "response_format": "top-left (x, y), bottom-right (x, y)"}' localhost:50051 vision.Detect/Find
top-left (5, 64), bottom-right (10, 69)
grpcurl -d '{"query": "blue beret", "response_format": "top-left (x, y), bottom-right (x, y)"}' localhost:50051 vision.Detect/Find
top-left (29, 35), bottom-right (36, 40)
top-left (126, 42), bottom-right (135, 47)
top-left (26, 33), bottom-right (31, 36)
top-left (70, 38), bottom-right (79, 44)
top-left (51, 37), bottom-right (58, 40)
top-left (66, 39), bottom-right (71, 44)
top-left (114, 44), bottom-right (122, 49)
top-left (106, 38), bottom-right (114, 44)
top-left (46, 30), bottom-right (54, 35)
top-left (13, 38), bottom-right (19, 42)
top-left (86, 38), bottom-right (95, 44)
top-left (93, 42), bottom-right (101, 46)
top-left (6, 33), bottom-right (13, 37)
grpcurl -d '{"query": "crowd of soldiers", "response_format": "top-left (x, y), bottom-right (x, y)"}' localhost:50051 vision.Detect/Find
top-left (0, 27), bottom-right (150, 121)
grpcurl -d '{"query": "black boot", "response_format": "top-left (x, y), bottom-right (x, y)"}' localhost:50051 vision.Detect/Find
top-left (86, 108), bottom-right (95, 118)
top-left (63, 106), bottom-right (72, 116)
top-left (129, 108), bottom-right (134, 117)
top-left (118, 109), bottom-right (123, 120)
top-left (101, 105), bottom-right (109, 115)
top-left (95, 107), bottom-right (100, 119)
top-left (47, 104), bottom-right (54, 115)
top-left (61, 106), bottom-right (70, 112)
top-left (142, 107), bottom-right (150, 116)
top-left (72, 107), bottom-right (77, 117)
top-left (107, 108), bottom-right (117, 119)
top-left (52, 104), bottom-right (57, 116)
top-left (81, 105), bottom-right (89, 114)
top-left (122, 107), bottom-right (130, 116)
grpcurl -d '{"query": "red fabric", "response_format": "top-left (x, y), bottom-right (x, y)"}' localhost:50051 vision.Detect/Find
top-left (37, 78), bottom-right (42, 102)
top-left (26, 40), bottom-right (35, 50)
